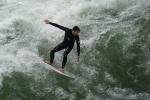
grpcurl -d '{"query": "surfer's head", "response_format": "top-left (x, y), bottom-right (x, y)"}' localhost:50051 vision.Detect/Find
top-left (72, 26), bottom-right (80, 36)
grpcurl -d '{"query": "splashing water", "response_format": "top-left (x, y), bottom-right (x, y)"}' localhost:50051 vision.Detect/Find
top-left (0, 0), bottom-right (150, 99)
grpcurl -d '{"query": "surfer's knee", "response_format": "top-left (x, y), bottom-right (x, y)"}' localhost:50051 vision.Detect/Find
top-left (64, 51), bottom-right (69, 57)
top-left (50, 49), bottom-right (56, 54)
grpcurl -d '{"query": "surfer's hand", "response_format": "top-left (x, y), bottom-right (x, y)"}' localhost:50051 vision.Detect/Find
top-left (44, 19), bottom-right (49, 24)
top-left (77, 55), bottom-right (80, 62)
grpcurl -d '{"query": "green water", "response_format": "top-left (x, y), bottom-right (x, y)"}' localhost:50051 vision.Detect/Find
top-left (0, 0), bottom-right (150, 100)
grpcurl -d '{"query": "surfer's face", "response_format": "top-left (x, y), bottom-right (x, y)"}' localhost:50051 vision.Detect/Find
top-left (72, 30), bottom-right (80, 36)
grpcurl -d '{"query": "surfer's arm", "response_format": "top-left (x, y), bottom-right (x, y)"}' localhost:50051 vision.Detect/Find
top-left (44, 20), bottom-right (68, 31)
top-left (76, 36), bottom-right (80, 56)
top-left (49, 22), bottom-right (69, 31)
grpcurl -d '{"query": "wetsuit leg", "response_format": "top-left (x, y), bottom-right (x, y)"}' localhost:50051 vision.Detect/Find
top-left (62, 46), bottom-right (73, 68)
top-left (50, 42), bottom-right (66, 63)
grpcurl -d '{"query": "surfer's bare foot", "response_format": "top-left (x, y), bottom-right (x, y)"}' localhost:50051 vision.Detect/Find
top-left (60, 68), bottom-right (64, 73)
top-left (44, 60), bottom-right (53, 65)
top-left (50, 61), bottom-right (53, 65)
top-left (44, 60), bottom-right (50, 64)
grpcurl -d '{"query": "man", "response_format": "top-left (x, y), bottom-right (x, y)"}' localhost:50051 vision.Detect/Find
top-left (44, 19), bottom-right (80, 73)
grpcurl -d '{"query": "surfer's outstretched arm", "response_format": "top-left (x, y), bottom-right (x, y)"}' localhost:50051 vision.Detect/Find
top-left (44, 20), bottom-right (68, 31)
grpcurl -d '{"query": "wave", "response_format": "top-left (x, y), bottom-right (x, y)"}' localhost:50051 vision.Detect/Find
top-left (0, 0), bottom-right (150, 99)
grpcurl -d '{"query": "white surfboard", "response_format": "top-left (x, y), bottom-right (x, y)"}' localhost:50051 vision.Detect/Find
top-left (44, 62), bottom-right (74, 79)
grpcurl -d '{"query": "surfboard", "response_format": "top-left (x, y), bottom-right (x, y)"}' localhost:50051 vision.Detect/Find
top-left (43, 61), bottom-right (74, 79)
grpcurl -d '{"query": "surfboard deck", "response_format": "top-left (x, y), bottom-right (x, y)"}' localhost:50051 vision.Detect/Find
top-left (43, 61), bottom-right (74, 79)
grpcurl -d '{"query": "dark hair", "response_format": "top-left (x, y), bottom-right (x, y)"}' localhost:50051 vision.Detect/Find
top-left (73, 26), bottom-right (80, 32)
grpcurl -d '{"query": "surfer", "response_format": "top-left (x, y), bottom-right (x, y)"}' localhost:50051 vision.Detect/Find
top-left (44, 20), bottom-right (80, 73)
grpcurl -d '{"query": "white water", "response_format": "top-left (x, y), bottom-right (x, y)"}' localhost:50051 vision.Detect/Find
top-left (0, 0), bottom-right (117, 81)
top-left (0, 0), bottom-right (150, 99)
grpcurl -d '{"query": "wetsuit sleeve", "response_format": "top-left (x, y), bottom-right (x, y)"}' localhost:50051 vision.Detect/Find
top-left (76, 36), bottom-right (80, 56)
top-left (49, 22), bottom-right (69, 31)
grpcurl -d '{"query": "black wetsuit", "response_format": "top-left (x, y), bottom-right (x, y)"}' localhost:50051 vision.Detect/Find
top-left (49, 22), bottom-right (80, 68)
